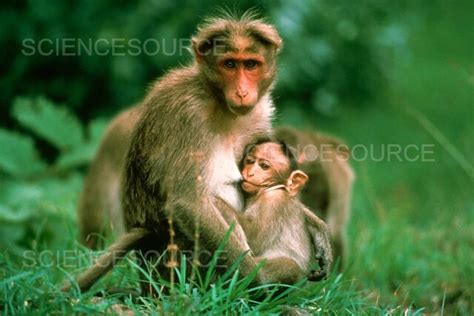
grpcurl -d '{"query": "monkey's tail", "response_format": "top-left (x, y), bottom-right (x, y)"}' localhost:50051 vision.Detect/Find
top-left (61, 227), bottom-right (150, 293)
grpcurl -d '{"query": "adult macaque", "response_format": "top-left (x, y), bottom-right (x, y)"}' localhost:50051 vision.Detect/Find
top-left (274, 127), bottom-right (354, 267)
top-left (226, 140), bottom-right (333, 283)
top-left (112, 13), bottom-right (283, 288)
top-left (77, 13), bottom-right (352, 287)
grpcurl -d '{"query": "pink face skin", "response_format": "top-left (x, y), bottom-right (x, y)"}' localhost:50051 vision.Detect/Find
top-left (217, 52), bottom-right (266, 115)
top-left (195, 34), bottom-right (272, 116)
top-left (241, 143), bottom-right (290, 195)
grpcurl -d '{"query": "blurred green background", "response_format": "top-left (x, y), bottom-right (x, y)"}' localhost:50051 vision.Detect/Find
top-left (0, 0), bottom-right (472, 314)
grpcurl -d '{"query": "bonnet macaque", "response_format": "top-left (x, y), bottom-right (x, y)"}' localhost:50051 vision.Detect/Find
top-left (218, 140), bottom-right (333, 283)
top-left (76, 13), bottom-right (284, 292)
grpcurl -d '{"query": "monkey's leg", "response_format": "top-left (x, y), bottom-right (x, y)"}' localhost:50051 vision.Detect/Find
top-left (62, 228), bottom-right (150, 293)
top-left (212, 197), bottom-right (251, 244)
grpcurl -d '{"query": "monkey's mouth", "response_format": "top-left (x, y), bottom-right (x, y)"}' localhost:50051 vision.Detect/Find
top-left (228, 104), bottom-right (254, 116)
top-left (241, 180), bottom-right (266, 192)
top-left (241, 181), bottom-right (257, 192)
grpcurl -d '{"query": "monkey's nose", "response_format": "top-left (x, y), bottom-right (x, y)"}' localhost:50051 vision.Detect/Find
top-left (237, 90), bottom-right (249, 98)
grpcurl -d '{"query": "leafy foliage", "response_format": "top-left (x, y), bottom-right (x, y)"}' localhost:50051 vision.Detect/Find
top-left (0, 0), bottom-right (411, 123)
top-left (0, 97), bottom-right (105, 253)
top-left (273, 0), bottom-right (408, 116)
top-left (0, 129), bottom-right (46, 178)
top-left (12, 97), bottom-right (84, 151)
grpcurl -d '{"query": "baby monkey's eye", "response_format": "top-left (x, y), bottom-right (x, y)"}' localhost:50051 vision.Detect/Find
top-left (259, 162), bottom-right (270, 170)
top-left (245, 157), bottom-right (255, 165)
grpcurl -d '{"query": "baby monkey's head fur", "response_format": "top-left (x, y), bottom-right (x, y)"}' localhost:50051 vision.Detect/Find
top-left (240, 139), bottom-right (308, 196)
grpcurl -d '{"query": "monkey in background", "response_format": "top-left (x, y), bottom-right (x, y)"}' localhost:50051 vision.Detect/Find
top-left (274, 127), bottom-right (354, 268)
top-left (78, 105), bottom-right (143, 249)
top-left (222, 140), bottom-right (333, 283)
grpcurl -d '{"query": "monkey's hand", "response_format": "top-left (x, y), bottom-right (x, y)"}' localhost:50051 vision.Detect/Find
top-left (307, 249), bottom-right (331, 281)
top-left (304, 209), bottom-right (333, 281)
top-left (308, 231), bottom-right (332, 281)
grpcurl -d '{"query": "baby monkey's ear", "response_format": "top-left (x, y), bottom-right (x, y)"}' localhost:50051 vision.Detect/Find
top-left (286, 170), bottom-right (309, 197)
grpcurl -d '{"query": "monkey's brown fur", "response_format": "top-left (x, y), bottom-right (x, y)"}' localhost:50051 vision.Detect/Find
top-left (78, 105), bottom-right (143, 249)
top-left (76, 14), bottom-right (352, 289)
top-left (233, 141), bottom-right (332, 283)
top-left (78, 121), bottom-right (353, 265)
top-left (118, 13), bottom-right (283, 288)
top-left (67, 137), bottom-right (334, 292)
top-left (274, 127), bottom-right (354, 267)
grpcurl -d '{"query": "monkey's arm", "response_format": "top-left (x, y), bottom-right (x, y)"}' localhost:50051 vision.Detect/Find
top-left (61, 227), bottom-right (150, 293)
top-left (303, 208), bottom-right (333, 280)
top-left (169, 197), bottom-right (261, 279)
top-left (211, 197), bottom-right (250, 242)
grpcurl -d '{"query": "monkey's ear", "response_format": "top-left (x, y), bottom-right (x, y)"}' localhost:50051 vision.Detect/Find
top-left (192, 30), bottom-right (225, 63)
top-left (249, 23), bottom-right (283, 52)
top-left (287, 170), bottom-right (308, 196)
top-left (192, 38), bottom-right (206, 63)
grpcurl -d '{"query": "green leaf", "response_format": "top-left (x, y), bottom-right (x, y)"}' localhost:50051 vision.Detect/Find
top-left (55, 118), bottom-right (107, 169)
top-left (12, 96), bottom-right (84, 151)
top-left (0, 179), bottom-right (42, 208)
top-left (0, 204), bottom-right (32, 222)
top-left (55, 145), bottom-right (96, 169)
top-left (0, 129), bottom-right (47, 177)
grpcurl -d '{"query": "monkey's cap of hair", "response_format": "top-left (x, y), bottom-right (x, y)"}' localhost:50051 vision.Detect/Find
top-left (241, 137), bottom-right (299, 172)
top-left (192, 10), bottom-right (283, 57)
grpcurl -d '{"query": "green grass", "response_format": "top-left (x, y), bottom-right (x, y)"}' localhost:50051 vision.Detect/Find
top-left (278, 2), bottom-right (474, 314)
top-left (0, 231), bottom-right (382, 314)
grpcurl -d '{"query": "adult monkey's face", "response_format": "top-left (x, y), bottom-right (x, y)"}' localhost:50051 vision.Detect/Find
top-left (192, 16), bottom-right (282, 115)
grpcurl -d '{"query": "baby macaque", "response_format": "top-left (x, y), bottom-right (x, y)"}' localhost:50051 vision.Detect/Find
top-left (274, 127), bottom-right (354, 268)
top-left (231, 140), bottom-right (333, 283)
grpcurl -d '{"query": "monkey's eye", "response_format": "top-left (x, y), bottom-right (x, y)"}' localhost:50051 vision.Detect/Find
top-left (259, 162), bottom-right (270, 170)
top-left (245, 157), bottom-right (255, 165)
top-left (244, 60), bottom-right (258, 69)
top-left (223, 60), bottom-right (237, 69)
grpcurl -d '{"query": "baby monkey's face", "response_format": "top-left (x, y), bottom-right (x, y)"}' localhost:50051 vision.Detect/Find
top-left (241, 142), bottom-right (290, 195)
